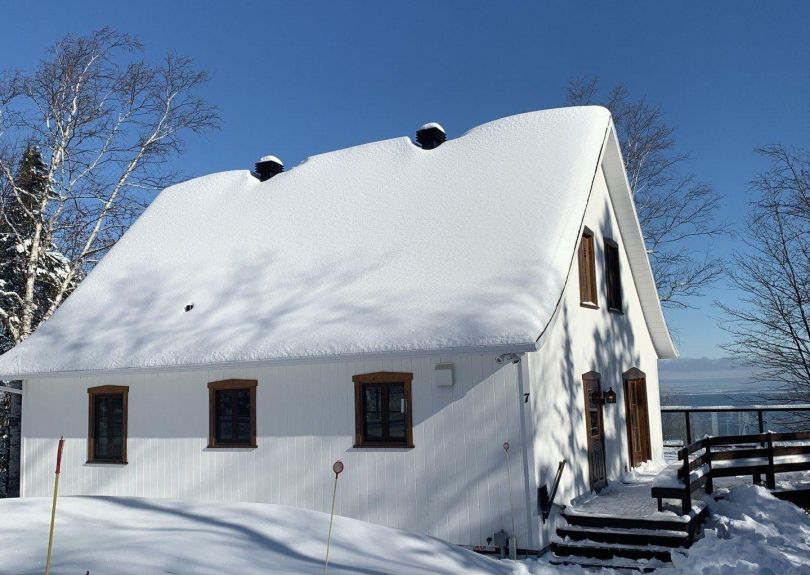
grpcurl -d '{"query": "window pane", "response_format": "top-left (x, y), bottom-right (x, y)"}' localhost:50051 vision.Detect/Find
top-left (94, 394), bottom-right (124, 460)
top-left (95, 396), bottom-right (109, 458)
top-left (590, 409), bottom-right (600, 436)
top-left (216, 390), bottom-right (233, 441)
top-left (606, 243), bottom-right (622, 310)
top-left (387, 384), bottom-right (405, 440)
top-left (588, 390), bottom-right (601, 436)
top-left (236, 389), bottom-right (251, 441)
top-left (110, 395), bottom-right (124, 458)
top-left (363, 385), bottom-right (383, 441)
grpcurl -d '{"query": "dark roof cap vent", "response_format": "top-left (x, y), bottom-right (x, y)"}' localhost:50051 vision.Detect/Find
top-left (254, 155), bottom-right (284, 181)
top-left (416, 122), bottom-right (446, 150)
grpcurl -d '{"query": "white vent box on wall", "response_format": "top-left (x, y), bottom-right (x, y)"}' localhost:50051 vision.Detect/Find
top-left (434, 362), bottom-right (454, 386)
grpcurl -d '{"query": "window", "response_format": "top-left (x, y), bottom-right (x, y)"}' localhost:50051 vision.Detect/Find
top-left (87, 385), bottom-right (128, 464)
top-left (604, 239), bottom-right (622, 312)
top-left (578, 228), bottom-right (598, 308)
top-left (353, 372), bottom-right (413, 448)
top-left (208, 379), bottom-right (257, 448)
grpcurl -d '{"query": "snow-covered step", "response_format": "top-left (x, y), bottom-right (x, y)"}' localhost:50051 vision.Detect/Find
top-left (550, 539), bottom-right (673, 562)
top-left (561, 504), bottom-right (705, 531)
top-left (549, 553), bottom-right (666, 573)
top-left (561, 502), bottom-right (708, 544)
top-left (557, 524), bottom-right (691, 547)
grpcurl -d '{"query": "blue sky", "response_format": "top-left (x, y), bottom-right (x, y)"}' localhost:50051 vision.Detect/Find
top-left (3, 1), bottom-right (809, 360)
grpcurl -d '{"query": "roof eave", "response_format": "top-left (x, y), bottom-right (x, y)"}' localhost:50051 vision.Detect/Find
top-left (0, 341), bottom-right (539, 380)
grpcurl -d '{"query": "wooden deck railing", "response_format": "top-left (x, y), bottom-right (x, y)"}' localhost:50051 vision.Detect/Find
top-left (652, 430), bottom-right (810, 515)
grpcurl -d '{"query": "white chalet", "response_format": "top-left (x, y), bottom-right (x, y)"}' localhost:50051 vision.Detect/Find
top-left (0, 106), bottom-right (676, 551)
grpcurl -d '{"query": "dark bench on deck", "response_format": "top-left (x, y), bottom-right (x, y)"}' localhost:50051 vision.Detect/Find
top-left (651, 430), bottom-right (810, 515)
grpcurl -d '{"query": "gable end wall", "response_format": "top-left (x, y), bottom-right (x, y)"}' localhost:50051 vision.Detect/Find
top-left (525, 163), bottom-right (663, 548)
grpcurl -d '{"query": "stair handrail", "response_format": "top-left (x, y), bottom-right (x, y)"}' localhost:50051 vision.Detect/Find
top-left (543, 460), bottom-right (566, 521)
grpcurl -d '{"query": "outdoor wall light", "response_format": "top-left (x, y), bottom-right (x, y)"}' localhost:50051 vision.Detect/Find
top-left (604, 387), bottom-right (617, 404)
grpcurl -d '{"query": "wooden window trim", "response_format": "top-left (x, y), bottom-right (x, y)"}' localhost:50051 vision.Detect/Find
top-left (87, 385), bottom-right (129, 464)
top-left (604, 238), bottom-right (623, 314)
top-left (353, 372), bottom-right (414, 449)
top-left (207, 379), bottom-right (258, 448)
top-left (578, 228), bottom-right (599, 309)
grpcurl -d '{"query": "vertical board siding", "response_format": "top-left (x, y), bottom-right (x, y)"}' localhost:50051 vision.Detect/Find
top-left (525, 163), bottom-right (666, 548)
top-left (21, 352), bottom-right (530, 548)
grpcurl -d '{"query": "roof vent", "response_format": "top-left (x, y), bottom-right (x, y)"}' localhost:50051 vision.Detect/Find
top-left (254, 155), bottom-right (284, 181)
top-left (416, 123), bottom-right (446, 150)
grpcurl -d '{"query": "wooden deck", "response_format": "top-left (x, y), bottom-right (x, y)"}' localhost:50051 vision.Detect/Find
top-left (652, 430), bottom-right (810, 514)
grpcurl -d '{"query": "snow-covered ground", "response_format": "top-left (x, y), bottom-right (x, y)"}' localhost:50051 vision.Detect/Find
top-left (0, 496), bottom-right (513, 575)
top-left (0, 483), bottom-right (808, 574)
top-left (517, 482), bottom-right (810, 575)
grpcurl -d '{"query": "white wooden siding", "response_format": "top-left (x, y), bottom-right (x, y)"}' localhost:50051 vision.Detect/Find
top-left (526, 163), bottom-right (665, 548)
top-left (22, 353), bottom-right (532, 548)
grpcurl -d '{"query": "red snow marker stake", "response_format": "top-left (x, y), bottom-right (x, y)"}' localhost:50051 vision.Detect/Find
top-left (503, 441), bottom-right (517, 560)
top-left (45, 436), bottom-right (65, 575)
top-left (323, 460), bottom-right (344, 575)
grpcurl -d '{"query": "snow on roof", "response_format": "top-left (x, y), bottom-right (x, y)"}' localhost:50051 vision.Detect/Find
top-left (419, 122), bottom-right (445, 132)
top-left (259, 155), bottom-right (283, 165)
top-left (0, 106), bottom-right (675, 378)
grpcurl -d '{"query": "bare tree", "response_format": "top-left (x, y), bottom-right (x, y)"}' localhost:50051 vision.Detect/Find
top-left (720, 144), bottom-right (810, 411)
top-left (0, 28), bottom-right (219, 348)
top-left (566, 78), bottom-right (727, 308)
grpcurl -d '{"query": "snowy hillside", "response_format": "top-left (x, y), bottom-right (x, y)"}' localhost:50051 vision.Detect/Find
top-left (0, 496), bottom-right (512, 575)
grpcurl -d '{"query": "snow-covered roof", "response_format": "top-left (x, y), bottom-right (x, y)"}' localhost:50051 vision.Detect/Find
top-left (0, 106), bottom-right (676, 378)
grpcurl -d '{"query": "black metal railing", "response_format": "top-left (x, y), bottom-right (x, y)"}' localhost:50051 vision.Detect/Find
top-left (661, 404), bottom-right (810, 446)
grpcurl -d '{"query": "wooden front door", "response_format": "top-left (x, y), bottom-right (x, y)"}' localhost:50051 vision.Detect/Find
top-left (582, 373), bottom-right (607, 492)
top-left (624, 375), bottom-right (652, 467)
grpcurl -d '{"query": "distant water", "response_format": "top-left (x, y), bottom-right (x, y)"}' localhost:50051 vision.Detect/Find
top-left (660, 380), bottom-right (797, 442)
top-left (657, 358), bottom-right (809, 441)
top-left (661, 390), bottom-right (761, 407)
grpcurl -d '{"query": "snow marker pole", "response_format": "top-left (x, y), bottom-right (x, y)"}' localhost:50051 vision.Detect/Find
top-left (503, 442), bottom-right (517, 560)
top-left (45, 436), bottom-right (65, 575)
top-left (324, 460), bottom-right (344, 575)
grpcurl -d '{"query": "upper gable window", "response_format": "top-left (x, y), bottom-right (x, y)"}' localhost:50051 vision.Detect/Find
top-left (604, 239), bottom-right (623, 312)
top-left (87, 385), bottom-right (128, 464)
top-left (208, 379), bottom-right (257, 448)
top-left (353, 372), bottom-right (414, 448)
top-left (578, 229), bottom-right (598, 308)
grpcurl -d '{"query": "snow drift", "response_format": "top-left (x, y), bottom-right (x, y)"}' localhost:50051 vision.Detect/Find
top-left (0, 496), bottom-right (512, 575)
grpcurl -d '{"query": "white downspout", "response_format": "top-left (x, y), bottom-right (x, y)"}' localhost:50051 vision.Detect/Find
top-left (515, 356), bottom-right (534, 549)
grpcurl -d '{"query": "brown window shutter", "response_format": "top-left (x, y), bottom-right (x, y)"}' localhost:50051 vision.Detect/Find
top-left (579, 230), bottom-right (598, 308)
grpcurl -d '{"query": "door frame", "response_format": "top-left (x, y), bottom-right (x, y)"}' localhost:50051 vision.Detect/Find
top-left (623, 368), bottom-right (652, 468)
top-left (582, 371), bottom-right (607, 492)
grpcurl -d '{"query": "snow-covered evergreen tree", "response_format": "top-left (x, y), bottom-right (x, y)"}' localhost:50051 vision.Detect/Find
top-left (0, 146), bottom-right (73, 496)
top-left (0, 146), bottom-right (73, 353)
